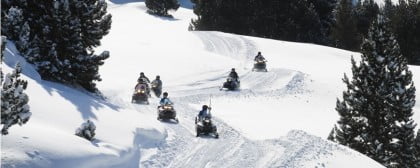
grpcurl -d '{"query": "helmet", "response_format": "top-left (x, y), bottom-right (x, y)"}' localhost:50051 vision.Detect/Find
top-left (258, 51), bottom-right (261, 55)
top-left (231, 68), bottom-right (235, 71)
top-left (202, 105), bottom-right (208, 110)
top-left (163, 92), bottom-right (168, 97)
top-left (156, 75), bottom-right (160, 79)
top-left (140, 72), bottom-right (144, 76)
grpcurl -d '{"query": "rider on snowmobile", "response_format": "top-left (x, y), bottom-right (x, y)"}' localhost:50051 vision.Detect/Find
top-left (151, 75), bottom-right (162, 90)
top-left (138, 72), bottom-right (150, 83)
top-left (159, 92), bottom-right (173, 107)
top-left (198, 105), bottom-right (212, 121)
top-left (136, 78), bottom-right (151, 96)
top-left (254, 51), bottom-right (266, 62)
top-left (228, 68), bottom-right (239, 82)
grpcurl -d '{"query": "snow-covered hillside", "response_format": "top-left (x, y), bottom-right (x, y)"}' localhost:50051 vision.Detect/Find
top-left (2, 0), bottom-right (419, 167)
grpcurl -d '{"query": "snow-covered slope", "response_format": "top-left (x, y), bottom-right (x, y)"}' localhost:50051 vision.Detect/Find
top-left (3, 0), bottom-right (419, 167)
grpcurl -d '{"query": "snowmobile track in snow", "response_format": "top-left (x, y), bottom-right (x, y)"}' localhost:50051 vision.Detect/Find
top-left (139, 95), bottom-right (267, 168)
top-left (133, 32), bottom-right (347, 168)
top-left (194, 32), bottom-right (258, 64)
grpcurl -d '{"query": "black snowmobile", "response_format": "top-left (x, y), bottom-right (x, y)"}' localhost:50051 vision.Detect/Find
top-left (151, 83), bottom-right (162, 98)
top-left (195, 116), bottom-right (219, 138)
top-left (157, 103), bottom-right (179, 123)
top-left (221, 77), bottom-right (240, 91)
top-left (252, 60), bottom-right (268, 72)
top-left (132, 84), bottom-right (149, 104)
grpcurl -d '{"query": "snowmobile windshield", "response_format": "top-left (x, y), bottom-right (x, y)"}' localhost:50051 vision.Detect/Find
top-left (255, 59), bottom-right (265, 63)
top-left (136, 84), bottom-right (147, 90)
top-left (135, 84), bottom-right (147, 91)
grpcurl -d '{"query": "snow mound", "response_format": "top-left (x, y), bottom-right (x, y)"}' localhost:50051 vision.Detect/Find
top-left (267, 130), bottom-right (383, 168)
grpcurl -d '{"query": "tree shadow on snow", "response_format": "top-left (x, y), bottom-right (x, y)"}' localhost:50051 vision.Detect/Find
top-left (2, 40), bottom-right (121, 121)
top-left (158, 119), bottom-right (179, 124)
top-left (196, 134), bottom-right (219, 139)
top-left (146, 11), bottom-right (180, 21)
top-left (90, 139), bottom-right (101, 147)
top-left (39, 81), bottom-right (121, 120)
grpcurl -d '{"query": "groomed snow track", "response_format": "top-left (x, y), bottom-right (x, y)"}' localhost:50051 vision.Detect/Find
top-left (129, 32), bottom-right (354, 167)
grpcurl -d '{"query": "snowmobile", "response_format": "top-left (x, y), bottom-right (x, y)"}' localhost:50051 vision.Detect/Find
top-left (151, 83), bottom-right (162, 98)
top-left (221, 77), bottom-right (240, 91)
top-left (157, 103), bottom-right (179, 123)
top-left (195, 116), bottom-right (219, 138)
top-left (132, 85), bottom-right (149, 104)
top-left (252, 60), bottom-right (268, 72)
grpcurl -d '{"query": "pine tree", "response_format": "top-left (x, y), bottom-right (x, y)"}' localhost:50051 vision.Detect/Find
top-left (16, 21), bottom-right (30, 52)
top-left (391, 0), bottom-right (420, 65)
top-left (190, 0), bottom-right (222, 31)
top-left (355, 0), bottom-right (379, 38)
top-left (75, 120), bottom-right (96, 141)
top-left (145, 0), bottom-right (180, 16)
top-left (383, 0), bottom-right (396, 20)
top-left (1, 36), bottom-right (6, 61)
top-left (2, 7), bottom-right (25, 41)
top-left (1, 63), bottom-right (31, 135)
top-left (415, 130), bottom-right (420, 167)
top-left (308, 0), bottom-right (338, 44)
top-left (1, 36), bottom-right (6, 83)
top-left (190, 0), bottom-right (329, 45)
top-left (331, 0), bottom-right (361, 51)
top-left (3, 0), bottom-right (112, 92)
top-left (290, 1), bottom-right (324, 43)
top-left (330, 15), bottom-right (417, 167)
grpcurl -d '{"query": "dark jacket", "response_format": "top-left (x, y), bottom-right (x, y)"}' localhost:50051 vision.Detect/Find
top-left (254, 54), bottom-right (265, 62)
top-left (229, 71), bottom-right (239, 79)
top-left (198, 109), bottom-right (211, 119)
top-left (151, 79), bottom-right (162, 89)
top-left (138, 75), bottom-right (150, 83)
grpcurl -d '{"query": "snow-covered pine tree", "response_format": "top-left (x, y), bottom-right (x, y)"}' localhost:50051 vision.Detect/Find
top-left (415, 130), bottom-right (420, 167)
top-left (1, 36), bottom-right (6, 83)
top-left (2, 0), bottom-right (111, 92)
top-left (1, 63), bottom-right (31, 135)
top-left (145, 0), bottom-right (180, 16)
top-left (1, 36), bottom-right (6, 61)
top-left (2, 7), bottom-right (25, 41)
top-left (38, 0), bottom-right (111, 92)
top-left (189, 0), bottom-right (219, 31)
top-left (330, 15), bottom-right (417, 167)
top-left (75, 120), bottom-right (96, 141)
top-left (16, 22), bottom-right (30, 52)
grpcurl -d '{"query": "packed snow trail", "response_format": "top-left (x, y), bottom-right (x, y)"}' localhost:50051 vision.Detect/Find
top-left (128, 68), bottom-right (365, 167)
top-left (97, 2), bottom-right (384, 167)
top-left (194, 31), bottom-right (258, 67)
top-left (137, 95), bottom-right (264, 168)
